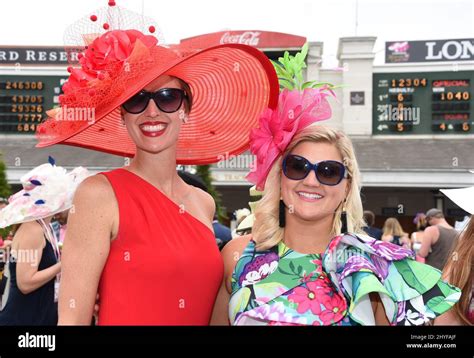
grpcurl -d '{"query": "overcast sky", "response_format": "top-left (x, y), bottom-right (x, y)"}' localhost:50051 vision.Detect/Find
top-left (0, 0), bottom-right (472, 67)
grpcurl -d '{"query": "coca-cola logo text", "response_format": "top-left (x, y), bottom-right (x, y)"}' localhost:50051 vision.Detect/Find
top-left (220, 32), bottom-right (261, 46)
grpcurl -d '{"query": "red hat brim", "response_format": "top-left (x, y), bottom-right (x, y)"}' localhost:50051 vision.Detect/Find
top-left (36, 44), bottom-right (279, 164)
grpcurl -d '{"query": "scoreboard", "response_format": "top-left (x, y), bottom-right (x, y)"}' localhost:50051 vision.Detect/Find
top-left (0, 75), bottom-right (67, 134)
top-left (373, 71), bottom-right (473, 134)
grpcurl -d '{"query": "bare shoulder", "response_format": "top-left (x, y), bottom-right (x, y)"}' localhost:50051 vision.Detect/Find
top-left (189, 185), bottom-right (215, 219)
top-left (424, 225), bottom-right (438, 238)
top-left (74, 174), bottom-right (115, 202)
top-left (14, 221), bottom-right (44, 249)
top-left (16, 220), bottom-right (43, 236)
top-left (69, 174), bottom-right (118, 237)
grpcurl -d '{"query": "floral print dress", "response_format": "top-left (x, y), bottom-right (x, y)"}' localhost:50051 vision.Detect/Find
top-left (229, 233), bottom-right (461, 325)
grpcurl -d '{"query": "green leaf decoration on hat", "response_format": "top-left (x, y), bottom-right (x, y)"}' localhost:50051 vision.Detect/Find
top-left (271, 43), bottom-right (338, 91)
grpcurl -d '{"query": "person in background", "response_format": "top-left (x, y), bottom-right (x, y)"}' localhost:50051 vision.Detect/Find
top-left (362, 210), bottom-right (382, 240)
top-left (0, 198), bottom-right (10, 247)
top-left (435, 186), bottom-right (473, 325)
top-left (0, 198), bottom-right (12, 310)
top-left (213, 215), bottom-right (232, 250)
top-left (419, 208), bottom-right (459, 271)
top-left (0, 198), bottom-right (7, 211)
top-left (381, 217), bottom-right (411, 249)
top-left (51, 210), bottom-right (69, 250)
top-left (411, 212), bottom-right (427, 263)
top-left (234, 186), bottom-right (263, 237)
top-left (0, 160), bottom-right (89, 325)
top-left (231, 208), bottom-right (251, 239)
top-left (0, 197), bottom-right (12, 249)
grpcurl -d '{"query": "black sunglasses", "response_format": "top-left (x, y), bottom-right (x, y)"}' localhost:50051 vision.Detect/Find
top-left (122, 88), bottom-right (188, 114)
top-left (282, 154), bottom-right (349, 186)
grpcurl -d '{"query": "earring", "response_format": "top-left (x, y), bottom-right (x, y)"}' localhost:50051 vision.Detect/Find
top-left (179, 110), bottom-right (188, 124)
top-left (279, 199), bottom-right (286, 228)
top-left (340, 200), bottom-right (348, 234)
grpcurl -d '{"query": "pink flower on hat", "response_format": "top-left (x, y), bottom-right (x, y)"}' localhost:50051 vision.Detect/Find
top-left (246, 88), bottom-right (332, 190)
top-left (65, 30), bottom-right (158, 93)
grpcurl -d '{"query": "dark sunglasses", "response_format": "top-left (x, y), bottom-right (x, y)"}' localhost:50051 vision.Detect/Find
top-left (282, 154), bottom-right (349, 186)
top-left (122, 88), bottom-right (188, 114)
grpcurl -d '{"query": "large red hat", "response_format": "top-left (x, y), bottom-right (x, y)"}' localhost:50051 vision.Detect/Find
top-left (36, 4), bottom-right (279, 165)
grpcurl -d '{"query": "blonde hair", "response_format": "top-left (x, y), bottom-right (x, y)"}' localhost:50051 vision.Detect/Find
top-left (252, 124), bottom-right (365, 251)
top-left (443, 217), bottom-right (474, 325)
top-left (382, 217), bottom-right (407, 237)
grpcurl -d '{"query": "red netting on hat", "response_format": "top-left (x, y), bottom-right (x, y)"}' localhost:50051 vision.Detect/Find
top-left (63, 3), bottom-right (164, 64)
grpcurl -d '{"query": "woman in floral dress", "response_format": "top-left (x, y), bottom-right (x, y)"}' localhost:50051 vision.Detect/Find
top-left (210, 49), bottom-right (461, 326)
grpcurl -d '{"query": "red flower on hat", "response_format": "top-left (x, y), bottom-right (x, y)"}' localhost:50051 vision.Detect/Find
top-left (64, 29), bottom-right (157, 93)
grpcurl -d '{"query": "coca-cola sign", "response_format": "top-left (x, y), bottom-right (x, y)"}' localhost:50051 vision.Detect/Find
top-left (220, 32), bottom-right (261, 46)
top-left (181, 31), bottom-right (306, 50)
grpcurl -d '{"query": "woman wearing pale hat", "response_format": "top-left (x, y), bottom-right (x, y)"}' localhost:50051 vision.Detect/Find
top-left (36, 2), bottom-right (278, 325)
top-left (0, 158), bottom-right (89, 325)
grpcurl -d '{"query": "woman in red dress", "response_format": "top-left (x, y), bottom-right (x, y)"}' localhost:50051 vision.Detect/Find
top-left (36, 2), bottom-right (278, 325)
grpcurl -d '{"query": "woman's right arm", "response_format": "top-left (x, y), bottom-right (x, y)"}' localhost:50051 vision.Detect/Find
top-left (15, 222), bottom-right (61, 294)
top-left (58, 175), bottom-right (117, 325)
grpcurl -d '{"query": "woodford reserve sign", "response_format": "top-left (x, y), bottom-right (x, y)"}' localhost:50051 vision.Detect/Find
top-left (0, 46), bottom-right (79, 66)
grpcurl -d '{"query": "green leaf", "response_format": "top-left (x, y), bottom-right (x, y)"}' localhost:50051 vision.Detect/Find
top-left (285, 82), bottom-right (295, 90)
top-left (289, 261), bottom-right (295, 272)
top-left (301, 81), bottom-right (314, 89)
top-left (272, 61), bottom-right (287, 76)
top-left (229, 287), bottom-right (251, 323)
top-left (310, 82), bottom-right (334, 88)
top-left (300, 43), bottom-right (309, 61)
top-left (272, 43), bottom-right (336, 92)
top-left (295, 71), bottom-right (304, 88)
top-left (278, 77), bottom-right (295, 89)
top-left (277, 266), bottom-right (292, 276)
top-left (437, 280), bottom-right (455, 298)
top-left (393, 260), bottom-right (427, 292)
top-left (254, 282), bottom-right (290, 301)
top-left (426, 296), bottom-right (454, 315)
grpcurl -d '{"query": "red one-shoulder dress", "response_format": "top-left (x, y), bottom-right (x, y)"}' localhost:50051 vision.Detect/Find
top-left (97, 168), bottom-right (223, 325)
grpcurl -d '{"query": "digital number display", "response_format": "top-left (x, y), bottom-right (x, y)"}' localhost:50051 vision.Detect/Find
top-left (373, 71), bottom-right (473, 134)
top-left (0, 76), bottom-right (67, 134)
top-left (431, 79), bottom-right (471, 132)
